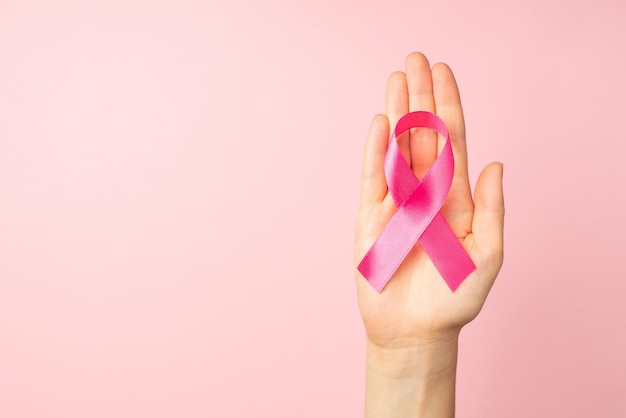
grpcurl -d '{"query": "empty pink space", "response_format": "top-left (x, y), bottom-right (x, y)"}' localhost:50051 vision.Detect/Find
top-left (1, 1), bottom-right (625, 417)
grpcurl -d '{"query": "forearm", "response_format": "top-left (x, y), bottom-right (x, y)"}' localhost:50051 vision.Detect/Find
top-left (365, 334), bottom-right (459, 418)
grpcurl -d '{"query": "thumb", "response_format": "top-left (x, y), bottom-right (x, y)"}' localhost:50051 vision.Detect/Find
top-left (471, 162), bottom-right (505, 262)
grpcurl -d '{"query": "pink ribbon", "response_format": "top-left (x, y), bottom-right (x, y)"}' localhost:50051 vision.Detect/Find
top-left (358, 111), bottom-right (476, 292)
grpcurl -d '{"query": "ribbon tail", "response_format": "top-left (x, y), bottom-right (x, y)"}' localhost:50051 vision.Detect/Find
top-left (419, 212), bottom-right (476, 291)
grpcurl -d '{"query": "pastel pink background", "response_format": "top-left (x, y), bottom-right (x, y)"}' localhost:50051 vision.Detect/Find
top-left (1, 1), bottom-right (625, 416)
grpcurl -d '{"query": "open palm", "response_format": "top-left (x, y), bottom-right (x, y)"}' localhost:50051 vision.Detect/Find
top-left (355, 53), bottom-right (504, 348)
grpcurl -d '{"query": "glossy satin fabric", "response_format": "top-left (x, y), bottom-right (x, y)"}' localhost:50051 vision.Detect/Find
top-left (357, 111), bottom-right (476, 292)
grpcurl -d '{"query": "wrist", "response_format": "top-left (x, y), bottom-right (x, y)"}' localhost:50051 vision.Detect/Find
top-left (365, 334), bottom-right (459, 418)
top-left (366, 332), bottom-right (459, 377)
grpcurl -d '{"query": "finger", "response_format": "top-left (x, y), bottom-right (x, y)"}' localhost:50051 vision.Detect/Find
top-left (385, 71), bottom-right (410, 166)
top-left (405, 52), bottom-right (437, 178)
top-left (432, 63), bottom-right (469, 184)
top-left (471, 162), bottom-right (504, 264)
top-left (359, 114), bottom-right (390, 207)
top-left (432, 62), bottom-right (474, 236)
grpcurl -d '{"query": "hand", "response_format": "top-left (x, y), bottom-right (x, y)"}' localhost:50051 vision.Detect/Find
top-left (355, 52), bottom-right (504, 417)
top-left (355, 52), bottom-right (505, 349)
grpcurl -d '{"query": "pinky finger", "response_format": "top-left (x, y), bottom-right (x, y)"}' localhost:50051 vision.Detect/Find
top-left (359, 114), bottom-right (390, 207)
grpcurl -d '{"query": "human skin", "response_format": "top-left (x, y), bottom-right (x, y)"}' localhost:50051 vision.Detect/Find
top-left (354, 52), bottom-right (505, 417)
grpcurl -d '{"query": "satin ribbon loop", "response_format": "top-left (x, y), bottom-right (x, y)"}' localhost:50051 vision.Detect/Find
top-left (358, 111), bottom-right (476, 292)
